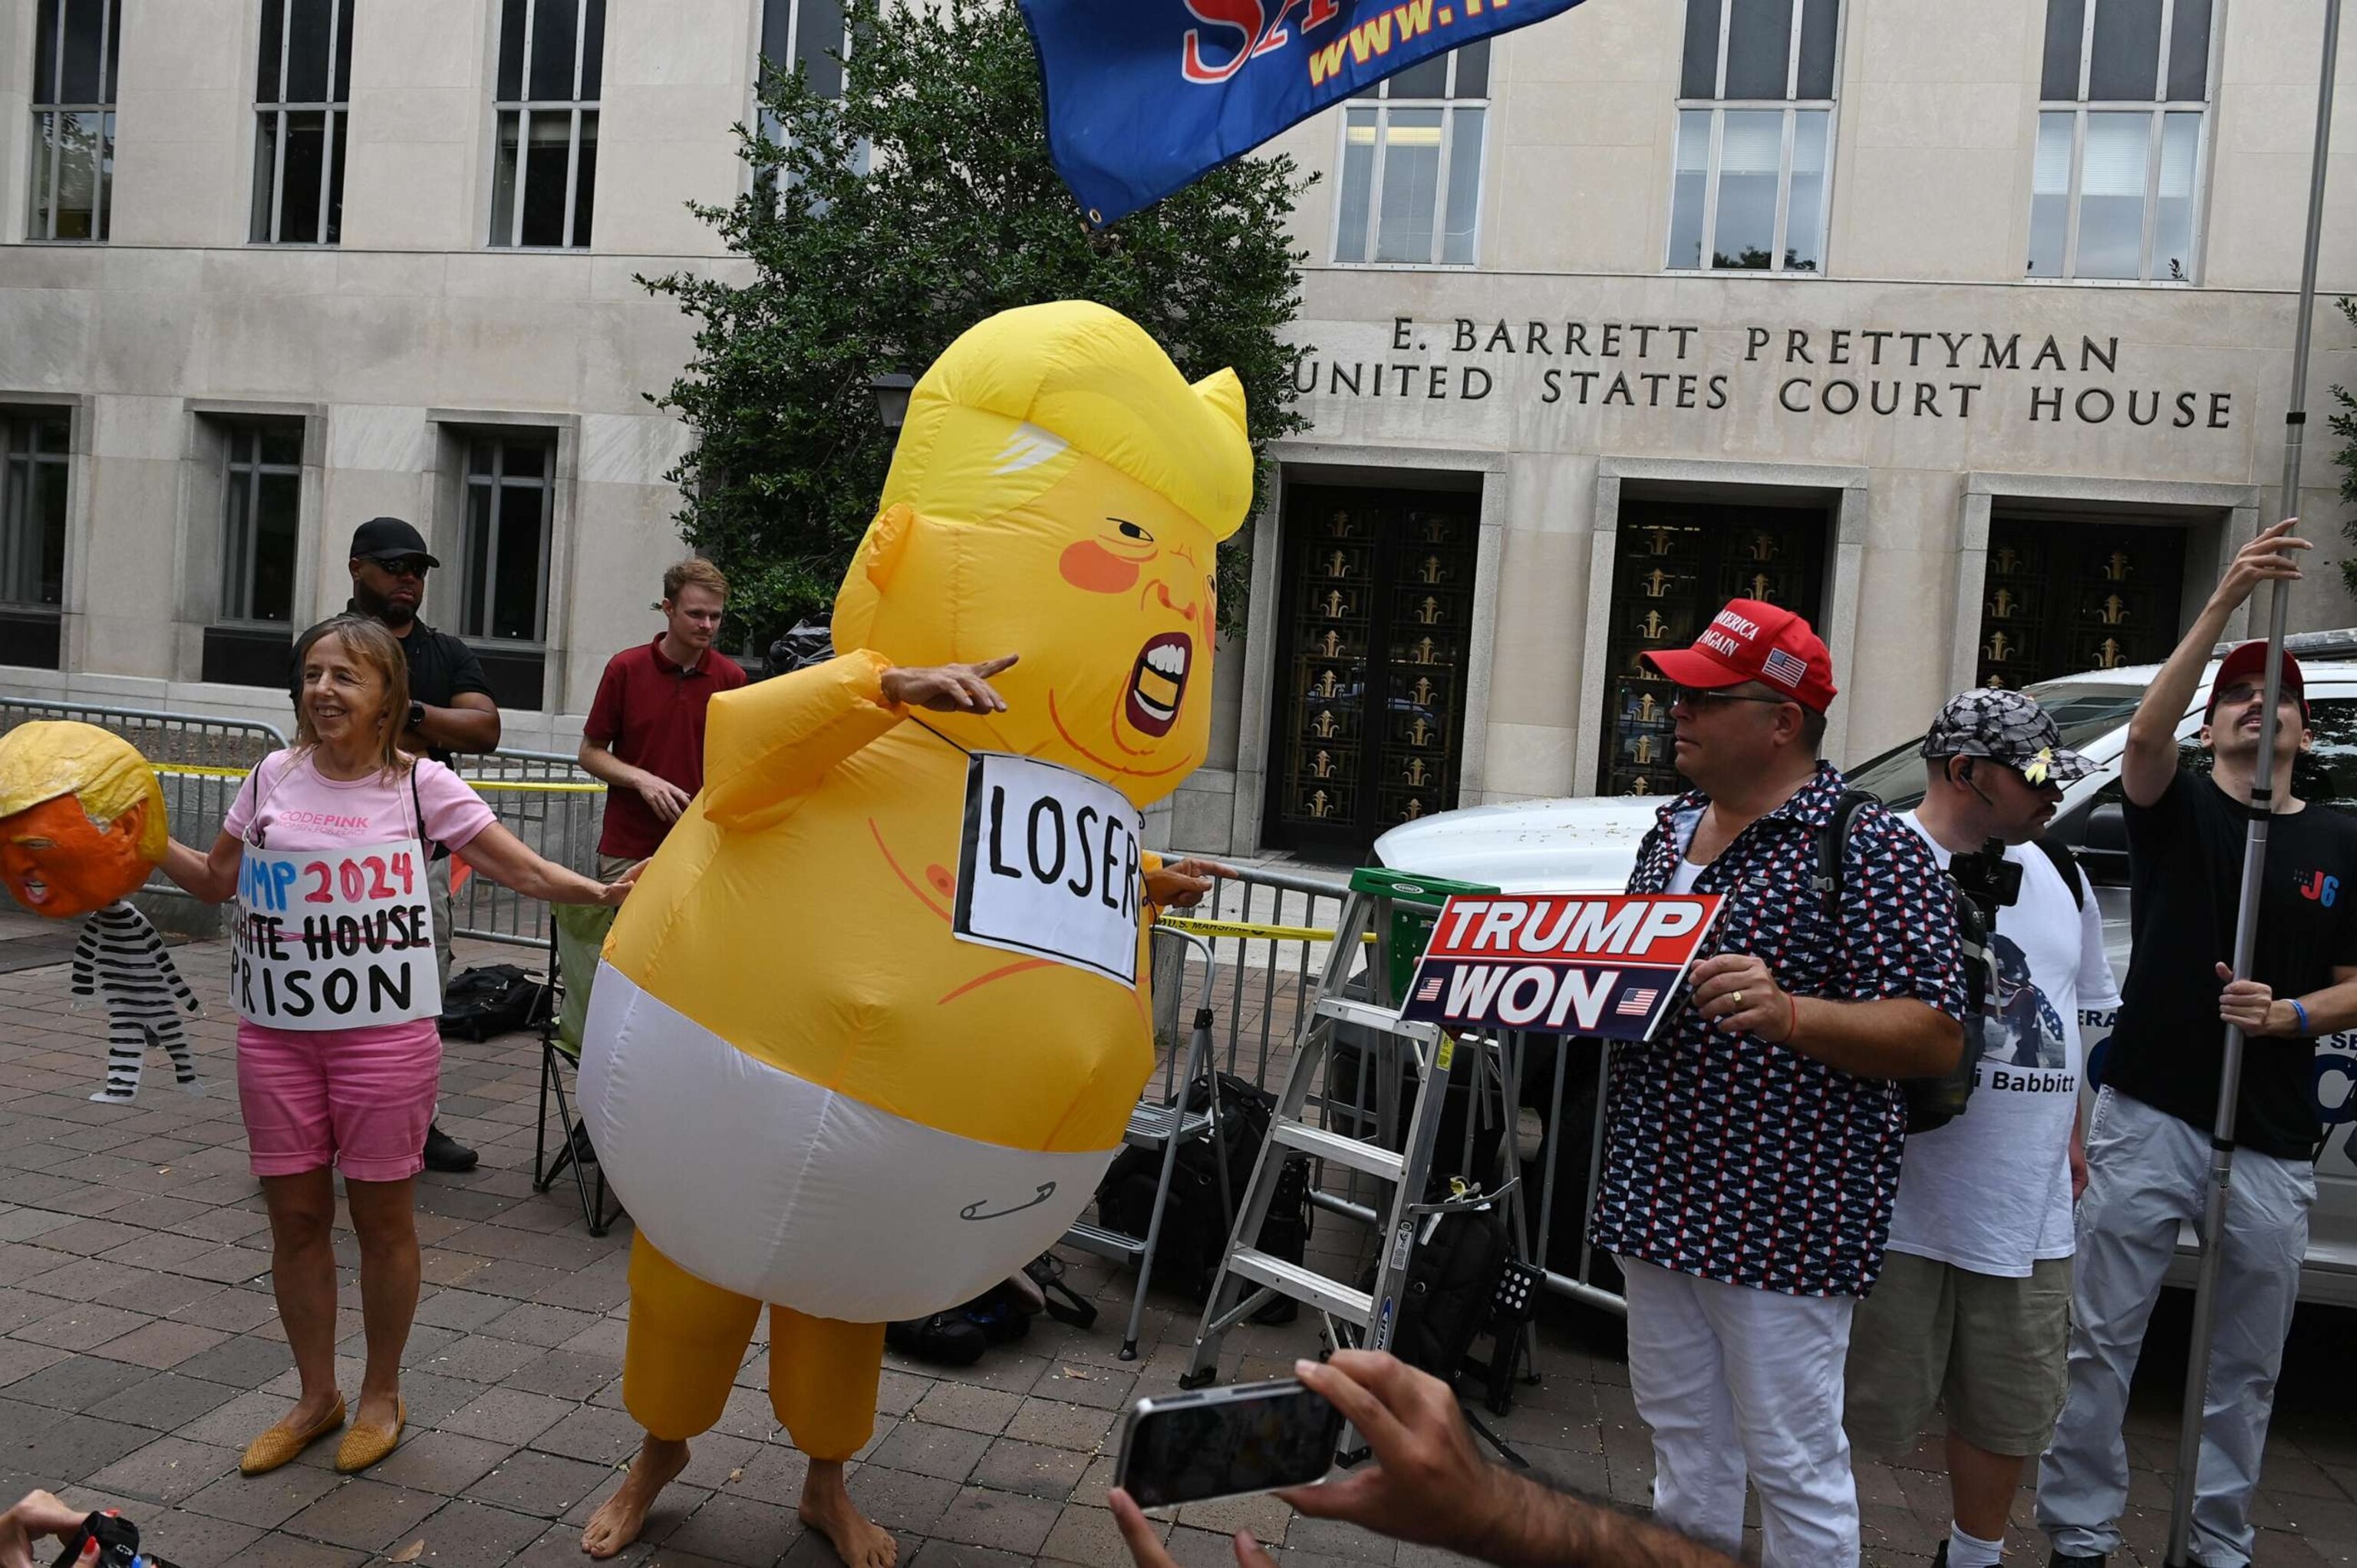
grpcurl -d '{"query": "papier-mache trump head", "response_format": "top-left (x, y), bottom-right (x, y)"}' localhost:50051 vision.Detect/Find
top-left (832, 301), bottom-right (1254, 808)
top-left (0, 721), bottom-right (169, 919)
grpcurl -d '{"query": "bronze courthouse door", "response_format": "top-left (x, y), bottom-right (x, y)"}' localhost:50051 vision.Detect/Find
top-left (1598, 501), bottom-right (1827, 797)
top-left (1266, 486), bottom-right (1480, 859)
top-left (1975, 519), bottom-right (2187, 689)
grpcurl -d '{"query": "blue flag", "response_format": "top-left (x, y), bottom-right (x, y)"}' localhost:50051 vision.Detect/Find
top-left (1020, 0), bottom-right (1588, 227)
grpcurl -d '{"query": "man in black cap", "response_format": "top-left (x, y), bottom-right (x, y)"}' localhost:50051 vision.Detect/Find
top-left (335, 516), bottom-right (501, 1173)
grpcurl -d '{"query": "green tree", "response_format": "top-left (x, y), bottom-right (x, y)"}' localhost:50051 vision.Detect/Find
top-left (2332, 298), bottom-right (2357, 597)
top-left (640, 0), bottom-right (1313, 648)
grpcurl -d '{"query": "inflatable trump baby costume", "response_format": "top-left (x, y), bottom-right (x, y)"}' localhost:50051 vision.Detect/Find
top-left (580, 301), bottom-right (1251, 1468)
top-left (0, 722), bottom-right (201, 1100)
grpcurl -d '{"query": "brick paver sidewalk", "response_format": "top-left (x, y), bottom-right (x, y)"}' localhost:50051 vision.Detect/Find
top-left (2, 917), bottom-right (2350, 1566)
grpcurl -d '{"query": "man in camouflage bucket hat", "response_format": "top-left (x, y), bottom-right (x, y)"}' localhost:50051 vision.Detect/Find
top-left (1843, 687), bottom-right (2116, 1568)
top-left (1919, 688), bottom-right (2099, 790)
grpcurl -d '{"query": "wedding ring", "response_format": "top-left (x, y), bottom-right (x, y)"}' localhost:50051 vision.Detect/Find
top-left (1731, 990), bottom-right (1744, 1008)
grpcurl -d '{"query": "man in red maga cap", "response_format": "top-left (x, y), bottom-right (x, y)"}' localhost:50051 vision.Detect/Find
top-left (1588, 599), bottom-right (1966, 1568)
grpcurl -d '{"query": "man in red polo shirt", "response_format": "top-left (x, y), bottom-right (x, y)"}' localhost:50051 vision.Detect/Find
top-left (579, 560), bottom-right (748, 878)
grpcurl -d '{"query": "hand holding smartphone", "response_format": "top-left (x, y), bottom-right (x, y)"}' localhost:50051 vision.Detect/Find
top-left (1113, 1377), bottom-right (1343, 1509)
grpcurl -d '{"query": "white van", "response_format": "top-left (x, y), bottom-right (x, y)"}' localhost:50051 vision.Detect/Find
top-left (1371, 634), bottom-right (2357, 1306)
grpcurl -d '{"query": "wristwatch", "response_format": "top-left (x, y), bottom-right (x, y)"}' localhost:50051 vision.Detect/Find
top-left (408, 700), bottom-right (427, 731)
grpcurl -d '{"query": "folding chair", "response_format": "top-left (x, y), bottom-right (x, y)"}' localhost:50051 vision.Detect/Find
top-left (1063, 927), bottom-right (1230, 1359)
top-left (534, 901), bottom-right (622, 1236)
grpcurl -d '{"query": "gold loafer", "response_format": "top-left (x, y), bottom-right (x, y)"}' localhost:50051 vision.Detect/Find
top-left (335, 1395), bottom-right (405, 1474)
top-left (239, 1397), bottom-right (346, 1475)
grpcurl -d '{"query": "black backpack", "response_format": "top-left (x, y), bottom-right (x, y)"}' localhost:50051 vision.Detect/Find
top-left (436, 963), bottom-right (549, 1042)
top-left (1817, 790), bottom-right (2084, 1133)
top-left (1093, 1072), bottom-right (1279, 1300)
top-left (1360, 1185), bottom-right (1511, 1385)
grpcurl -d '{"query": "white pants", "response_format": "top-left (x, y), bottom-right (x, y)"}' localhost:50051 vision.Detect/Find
top-left (2037, 1089), bottom-right (2312, 1568)
top-left (1620, 1257), bottom-right (1861, 1568)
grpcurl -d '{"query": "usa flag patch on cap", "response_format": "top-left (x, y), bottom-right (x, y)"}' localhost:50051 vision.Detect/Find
top-left (1762, 647), bottom-right (1808, 688)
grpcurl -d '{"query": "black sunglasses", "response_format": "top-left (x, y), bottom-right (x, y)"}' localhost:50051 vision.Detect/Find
top-left (1672, 685), bottom-right (1795, 711)
top-left (374, 556), bottom-right (433, 578)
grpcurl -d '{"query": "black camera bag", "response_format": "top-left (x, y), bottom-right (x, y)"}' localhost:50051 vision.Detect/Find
top-left (1816, 790), bottom-right (2087, 1133)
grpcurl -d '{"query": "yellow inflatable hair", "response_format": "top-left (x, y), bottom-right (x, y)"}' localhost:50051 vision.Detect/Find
top-left (836, 302), bottom-right (1251, 648)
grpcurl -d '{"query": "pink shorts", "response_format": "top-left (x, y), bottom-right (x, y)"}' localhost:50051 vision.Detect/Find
top-left (236, 1018), bottom-right (440, 1182)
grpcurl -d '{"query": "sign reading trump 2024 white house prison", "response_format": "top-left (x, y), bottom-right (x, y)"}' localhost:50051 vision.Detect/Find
top-left (954, 753), bottom-right (1143, 987)
top-left (230, 840), bottom-right (441, 1029)
top-left (1401, 892), bottom-right (1724, 1042)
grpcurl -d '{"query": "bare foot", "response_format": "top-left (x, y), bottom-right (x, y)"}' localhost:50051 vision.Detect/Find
top-left (582, 1435), bottom-right (690, 1560)
top-left (800, 1458), bottom-right (896, 1568)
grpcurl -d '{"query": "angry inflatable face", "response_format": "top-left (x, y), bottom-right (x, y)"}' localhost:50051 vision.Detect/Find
top-left (867, 451), bottom-right (1223, 806)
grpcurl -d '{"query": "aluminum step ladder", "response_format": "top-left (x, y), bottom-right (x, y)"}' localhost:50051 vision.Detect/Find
top-left (1180, 869), bottom-right (1502, 1388)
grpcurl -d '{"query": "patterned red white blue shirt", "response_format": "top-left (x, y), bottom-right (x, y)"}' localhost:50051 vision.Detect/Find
top-left (1588, 763), bottom-right (1966, 1298)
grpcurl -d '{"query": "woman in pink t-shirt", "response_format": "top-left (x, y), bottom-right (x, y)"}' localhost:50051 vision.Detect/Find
top-left (160, 614), bottom-right (633, 1478)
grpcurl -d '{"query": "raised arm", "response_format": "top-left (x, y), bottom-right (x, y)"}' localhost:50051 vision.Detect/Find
top-left (2124, 518), bottom-right (2305, 809)
top-left (700, 650), bottom-right (1016, 831)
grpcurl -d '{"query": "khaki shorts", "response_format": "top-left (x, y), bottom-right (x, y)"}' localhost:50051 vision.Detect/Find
top-left (1843, 1250), bottom-right (2072, 1460)
top-left (597, 854), bottom-right (640, 882)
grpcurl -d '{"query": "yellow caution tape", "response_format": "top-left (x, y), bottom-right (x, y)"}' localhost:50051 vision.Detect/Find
top-left (1158, 914), bottom-right (1367, 944)
top-left (150, 763), bottom-right (603, 794)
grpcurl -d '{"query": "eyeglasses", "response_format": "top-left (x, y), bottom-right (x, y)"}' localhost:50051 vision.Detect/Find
top-left (2211, 682), bottom-right (2296, 709)
top-left (375, 557), bottom-right (432, 578)
top-left (1671, 685), bottom-right (1796, 712)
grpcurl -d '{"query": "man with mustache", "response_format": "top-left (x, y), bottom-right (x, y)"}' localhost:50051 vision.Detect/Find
top-left (2040, 519), bottom-right (2357, 1568)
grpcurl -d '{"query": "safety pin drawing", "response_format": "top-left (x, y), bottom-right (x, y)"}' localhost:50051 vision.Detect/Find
top-left (961, 1182), bottom-right (1057, 1221)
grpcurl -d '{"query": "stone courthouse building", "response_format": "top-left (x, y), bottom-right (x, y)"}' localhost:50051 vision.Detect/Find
top-left (1, 0), bottom-right (2352, 860)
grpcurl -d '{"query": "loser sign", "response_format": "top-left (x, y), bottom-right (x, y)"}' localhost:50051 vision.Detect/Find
top-left (1399, 893), bottom-right (1723, 1041)
top-left (954, 752), bottom-right (1144, 988)
top-left (231, 838), bottom-right (440, 1030)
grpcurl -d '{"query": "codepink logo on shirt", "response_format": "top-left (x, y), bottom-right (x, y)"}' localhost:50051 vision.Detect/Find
top-left (275, 810), bottom-right (375, 836)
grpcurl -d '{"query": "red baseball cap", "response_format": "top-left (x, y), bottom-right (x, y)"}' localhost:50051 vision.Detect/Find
top-left (1641, 598), bottom-right (1838, 713)
top-left (2207, 641), bottom-right (2307, 721)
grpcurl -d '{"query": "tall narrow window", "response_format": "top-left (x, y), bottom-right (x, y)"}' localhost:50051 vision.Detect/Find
top-left (1666, 0), bottom-right (1840, 273)
top-left (1, 413), bottom-right (71, 670)
top-left (2028, 0), bottom-right (2210, 281)
top-left (251, 0), bottom-right (353, 244)
top-left (1333, 43), bottom-right (1488, 266)
top-left (490, 0), bottom-right (605, 248)
top-left (219, 425), bottom-right (302, 625)
top-left (460, 434), bottom-right (554, 645)
top-left (27, 0), bottom-right (120, 242)
top-left (758, 0), bottom-right (846, 122)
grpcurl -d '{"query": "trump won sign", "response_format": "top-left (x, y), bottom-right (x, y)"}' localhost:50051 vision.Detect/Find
top-left (1400, 892), bottom-right (1723, 1041)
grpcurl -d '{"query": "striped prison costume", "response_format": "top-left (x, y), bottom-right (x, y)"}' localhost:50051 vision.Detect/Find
top-left (74, 901), bottom-right (201, 1102)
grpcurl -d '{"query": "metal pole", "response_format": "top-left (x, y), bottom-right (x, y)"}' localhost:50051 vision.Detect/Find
top-left (2164, 5), bottom-right (2339, 1562)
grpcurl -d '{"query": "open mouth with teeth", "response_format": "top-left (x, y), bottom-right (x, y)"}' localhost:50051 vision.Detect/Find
top-left (1125, 633), bottom-right (1193, 738)
top-left (16, 875), bottom-right (48, 907)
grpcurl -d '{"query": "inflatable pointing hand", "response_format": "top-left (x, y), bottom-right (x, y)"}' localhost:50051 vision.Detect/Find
top-left (0, 723), bottom-right (169, 919)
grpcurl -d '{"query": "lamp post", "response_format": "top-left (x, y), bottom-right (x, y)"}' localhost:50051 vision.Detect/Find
top-left (869, 372), bottom-right (915, 436)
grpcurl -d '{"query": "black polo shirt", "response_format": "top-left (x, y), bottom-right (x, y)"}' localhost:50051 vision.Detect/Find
top-left (306, 607), bottom-right (496, 763)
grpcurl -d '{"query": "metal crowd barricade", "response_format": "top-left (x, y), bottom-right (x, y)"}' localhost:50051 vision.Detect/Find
top-left (0, 697), bottom-right (289, 908)
top-left (0, 697), bottom-right (602, 944)
top-left (1146, 858), bottom-right (1628, 1319)
top-left (447, 749), bottom-right (606, 948)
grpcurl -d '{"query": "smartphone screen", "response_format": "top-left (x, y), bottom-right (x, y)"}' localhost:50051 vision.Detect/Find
top-left (1116, 1379), bottom-right (1343, 1509)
